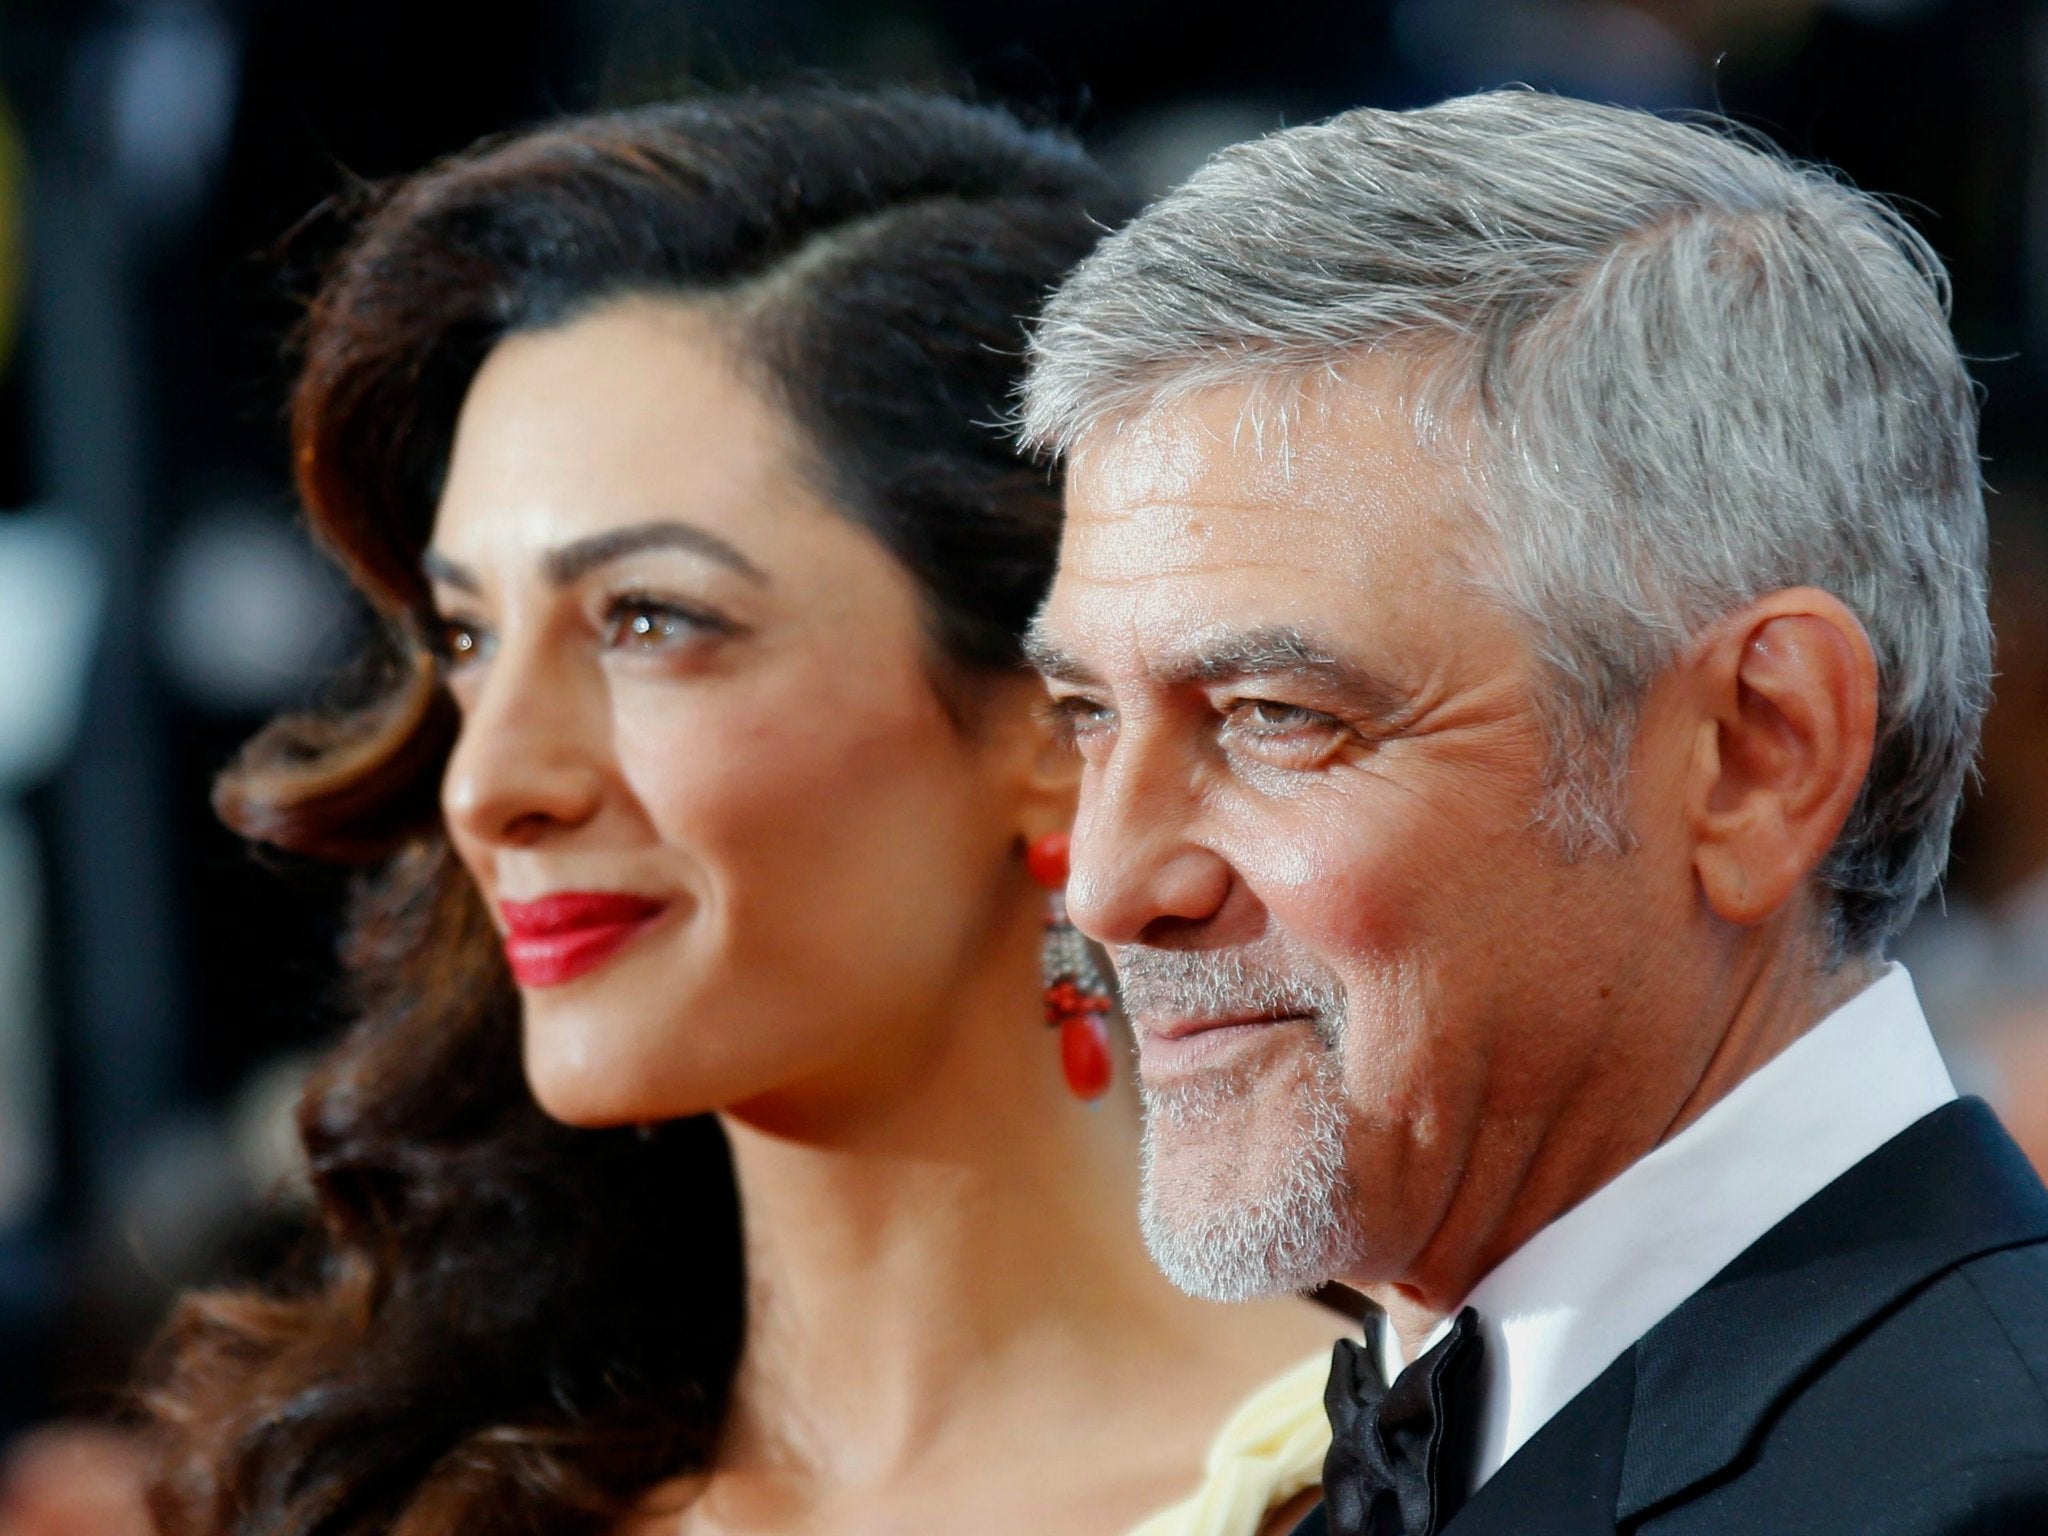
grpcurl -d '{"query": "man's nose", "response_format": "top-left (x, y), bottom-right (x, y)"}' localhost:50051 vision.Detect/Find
top-left (441, 644), bottom-right (608, 849)
top-left (1065, 727), bottom-right (1232, 947)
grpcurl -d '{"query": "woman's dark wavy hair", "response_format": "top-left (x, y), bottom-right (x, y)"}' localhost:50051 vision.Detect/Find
top-left (142, 89), bottom-right (1130, 1536)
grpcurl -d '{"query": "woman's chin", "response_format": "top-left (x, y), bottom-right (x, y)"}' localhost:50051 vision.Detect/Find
top-left (518, 1016), bottom-right (720, 1128)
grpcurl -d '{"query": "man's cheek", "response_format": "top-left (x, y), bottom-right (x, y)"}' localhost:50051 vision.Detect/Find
top-left (1233, 811), bottom-right (1429, 956)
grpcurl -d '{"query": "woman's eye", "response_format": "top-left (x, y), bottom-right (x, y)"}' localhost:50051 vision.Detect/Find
top-left (429, 617), bottom-right (489, 671)
top-left (600, 594), bottom-right (730, 653)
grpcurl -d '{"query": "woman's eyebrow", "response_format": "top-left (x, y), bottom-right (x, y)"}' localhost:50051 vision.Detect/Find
top-left (420, 548), bottom-right (478, 593)
top-left (542, 520), bottom-right (769, 587)
top-left (420, 519), bottom-right (771, 593)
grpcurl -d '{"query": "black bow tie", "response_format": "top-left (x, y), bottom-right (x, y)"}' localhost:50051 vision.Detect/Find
top-left (1319, 1306), bottom-right (1486, 1536)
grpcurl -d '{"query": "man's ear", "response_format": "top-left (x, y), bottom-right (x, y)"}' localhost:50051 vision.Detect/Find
top-left (1682, 588), bottom-right (1878, 928)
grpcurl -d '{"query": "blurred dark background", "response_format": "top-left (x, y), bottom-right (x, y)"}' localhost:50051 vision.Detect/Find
top-left (0, 0), bottom-right (2043, 1522)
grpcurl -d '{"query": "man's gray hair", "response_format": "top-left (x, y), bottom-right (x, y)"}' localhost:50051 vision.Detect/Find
top-left (1021, 90), bottom-right (1989, 957)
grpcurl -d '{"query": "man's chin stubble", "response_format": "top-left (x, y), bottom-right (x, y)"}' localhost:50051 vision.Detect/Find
top-left (1136, 1055), bottom-right (1368, 1302)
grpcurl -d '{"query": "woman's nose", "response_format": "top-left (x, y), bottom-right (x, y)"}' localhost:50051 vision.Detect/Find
top-left (441, 646), bottom-right (608, 849)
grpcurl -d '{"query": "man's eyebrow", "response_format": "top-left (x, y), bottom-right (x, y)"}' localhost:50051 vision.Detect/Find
top-left (1022, 618), bottom-right (1405, 719)
top-left (1167, 625), bottom-right (1408, 717)
top-left (1022, 617), bottom-right (1100, 686)
top-left (1170, 626), bottom-right (1340, 682)
top-left (421, 519), bottom-right (770, 594)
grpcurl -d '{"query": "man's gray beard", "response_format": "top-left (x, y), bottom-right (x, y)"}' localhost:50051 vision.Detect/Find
top-left (1117, 945), bottom-right (1368, 1301)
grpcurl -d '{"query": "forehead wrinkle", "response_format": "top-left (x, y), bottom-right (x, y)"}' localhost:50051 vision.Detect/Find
top-left (1061, 497), bottom-right (1269, 587)
top-left (1070, 367), bottom-right (1465, 558)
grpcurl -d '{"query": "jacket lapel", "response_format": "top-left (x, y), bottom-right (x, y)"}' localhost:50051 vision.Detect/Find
top-left (1614, 1098), bottom-right (2048, 1522)
top-left (1298, 1100), bottom-right (2048, 1536)
top-left (1443, 1349), bottom-right (1635, 1534)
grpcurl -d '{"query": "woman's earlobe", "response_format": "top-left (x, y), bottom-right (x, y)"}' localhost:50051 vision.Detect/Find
top-left (1018, 691), bottom-right (1084, 805)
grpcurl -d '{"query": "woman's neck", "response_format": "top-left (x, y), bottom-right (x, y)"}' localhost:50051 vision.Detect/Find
top-left (712, 987), bottom-right (1156, 1485)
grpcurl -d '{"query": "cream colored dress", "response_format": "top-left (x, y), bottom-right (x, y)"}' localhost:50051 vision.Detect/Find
top-left (1123, 1350), bottom-right (1333, 1536)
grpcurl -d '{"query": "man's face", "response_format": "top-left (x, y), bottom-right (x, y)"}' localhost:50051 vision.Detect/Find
top-left (1033, 375), bottom-right (1678, 1300)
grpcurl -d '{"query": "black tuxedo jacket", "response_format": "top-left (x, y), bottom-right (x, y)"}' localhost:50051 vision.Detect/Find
top-left (1293, 1098), bottom-right (2048, 1534)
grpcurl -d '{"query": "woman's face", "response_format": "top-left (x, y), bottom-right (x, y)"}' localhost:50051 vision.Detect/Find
top-left (428, 297), bottom-right (1054, 1130)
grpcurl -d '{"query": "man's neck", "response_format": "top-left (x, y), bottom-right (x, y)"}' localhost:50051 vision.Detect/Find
top-left (1369, 964), bottom-right (1953, 1492)
top-left (1659, 951), bottom-right (1880, 1144)
top-left (1367, 942), bottom-right (1882, 1343)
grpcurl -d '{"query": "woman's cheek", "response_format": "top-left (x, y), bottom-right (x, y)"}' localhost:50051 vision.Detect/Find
top-left (613, 680), bottom-right (821, 830)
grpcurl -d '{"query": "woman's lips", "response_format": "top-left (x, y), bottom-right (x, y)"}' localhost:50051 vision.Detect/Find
top-left (498, 892), bottom-right (668, 988)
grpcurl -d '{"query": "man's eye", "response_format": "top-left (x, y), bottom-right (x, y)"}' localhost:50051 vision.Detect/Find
top-left (1046, 695), bottom-right (1117, 751)
top-left (1220, 699), bottom-right (1349, 765)
top-left (1236, 701), bottom-right (1328, 732)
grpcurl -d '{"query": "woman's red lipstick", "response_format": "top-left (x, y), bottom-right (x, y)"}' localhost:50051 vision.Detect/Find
top-left (498, 892), bottom-right (667, 988)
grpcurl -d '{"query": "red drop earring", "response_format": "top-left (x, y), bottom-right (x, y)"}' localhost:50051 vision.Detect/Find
top-left (1026, 831), bottom-right (1116, 1101)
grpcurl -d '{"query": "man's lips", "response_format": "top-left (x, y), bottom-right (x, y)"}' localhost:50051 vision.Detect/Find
top-left (1135, 1012), bottom-right (1313, 1074)
top-left (498, 892), bottom-right (668, 988)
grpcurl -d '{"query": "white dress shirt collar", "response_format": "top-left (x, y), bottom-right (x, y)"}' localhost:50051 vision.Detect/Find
top-left (1379, 963), bottom-right (1956, 1492)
